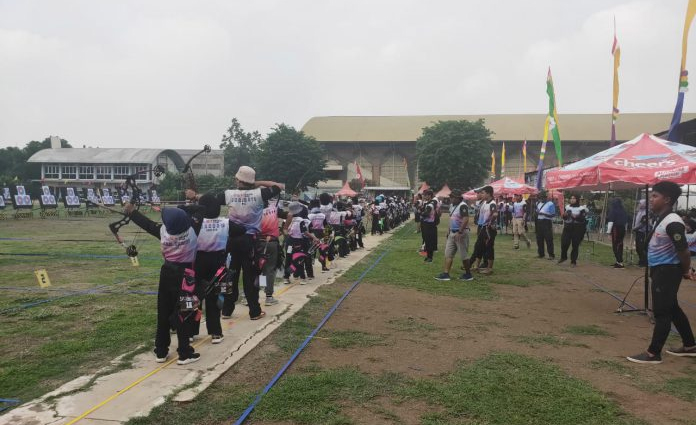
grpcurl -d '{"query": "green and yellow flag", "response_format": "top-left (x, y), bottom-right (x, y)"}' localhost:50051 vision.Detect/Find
top-left (546, 68), bottom-right (563, 166)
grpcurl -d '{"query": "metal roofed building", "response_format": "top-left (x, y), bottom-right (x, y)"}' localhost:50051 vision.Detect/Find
top-left (302, 113), bottom-right (696, 191)
top-left (27, 144), bottom-right (224, 190)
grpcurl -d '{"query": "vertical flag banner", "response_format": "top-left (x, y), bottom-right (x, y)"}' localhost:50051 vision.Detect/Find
top-left (668, 0), bottom-right (696, 141)
top-left (491, 151), bottom-right (496, 180)
top-left (546, 68), bottom-right (563, 166)
top-left (611, 17), bottom-right (621, 147)
top-left (355, 160), bottom-right (365, 188)
top-left (522, 140), bottom-right (528, 174)
top-left (536, 117), bottom-right (551, 189)
top-left (402, 157), bottom-right (411, 188)
top-left (501, 142), bottom-right (506, 177)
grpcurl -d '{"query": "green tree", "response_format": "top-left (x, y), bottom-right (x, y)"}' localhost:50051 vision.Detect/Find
top-left (219, 118), bottom-right (262, 176)
top-left (254, 124), bottom-right (326, 192)
top-left (416, 120), bottom-right (491, 190)
top-left (0, 137), bottom-right (71, 186)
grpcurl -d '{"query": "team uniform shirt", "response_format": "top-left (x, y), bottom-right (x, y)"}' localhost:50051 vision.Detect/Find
top-left (536, 201), bottom-right (555, 221)
top-left (197, 218), bottom-right (229, 252)
top-left (352, 204), bottom-right (363, 222)
top-left (421, 200), bottom-right (438, 223)
top-left (687, 232), bottom-right (696, 255)
top-left (308, 210), bottom-right (326, 232)
top-left (288, 216), bottom-right (311, 239)
top-left (563, 205), bottom-right (588, 224)
top-left (648, 212), bottom-right (688, 267)
top-left (477, 200), bottom-right (497, 226)
top-left (512, 201), bottom-right (527, 219)
top-left (224, 188), bottom-right (265, 234)
top-left (160, 227), bottom-right (198, 263)
top-left (260, 203), bottom-right (282, 238)
top-left (327, 210), bottom-right (347, 225)
top-left (449, 202), bottom-right (470, 232)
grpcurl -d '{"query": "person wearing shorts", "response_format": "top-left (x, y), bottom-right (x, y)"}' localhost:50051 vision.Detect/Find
top-left (435, 190), bottom-right (473, 281)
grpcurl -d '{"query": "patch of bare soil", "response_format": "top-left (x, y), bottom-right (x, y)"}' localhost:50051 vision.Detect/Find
top-left (273, 259), bottom-right (696, 425)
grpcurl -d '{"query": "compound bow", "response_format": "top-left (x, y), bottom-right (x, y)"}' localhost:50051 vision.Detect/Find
top-left (182, 145), bottom-right (212, 194)
top-left (109, 164), bottom-right (165, 257)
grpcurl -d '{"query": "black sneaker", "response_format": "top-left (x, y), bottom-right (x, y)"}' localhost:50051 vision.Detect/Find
top-left (613, 263), bottom-right (625, 269)
top-left (434, 272), bottom-right (451, 281)
top-left (423, 258), bottom-right (433, 263)
top-left (666, 346), bottom-right (696, 357)
top-left (626, 352), bottom-right (662, 364)
top-left (177, 352), bottom-right (201, 365)
top-left (557, 258), bottom-right (567, 264)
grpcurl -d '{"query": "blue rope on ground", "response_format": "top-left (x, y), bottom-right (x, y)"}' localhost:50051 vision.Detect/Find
top-left (0, 270), bottom-right (160, 315)
top-left (231, 248), bottom-right (391, 425)
top-left (0, 398), bottom-right (20, 413)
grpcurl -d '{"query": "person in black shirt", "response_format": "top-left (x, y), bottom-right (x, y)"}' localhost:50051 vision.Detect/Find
top-left (607, 197), bottom-right (628, 268)
top-left (558, 194), bottom-right (588, 266)
top-left (627, 181), bottom-right (696, 364)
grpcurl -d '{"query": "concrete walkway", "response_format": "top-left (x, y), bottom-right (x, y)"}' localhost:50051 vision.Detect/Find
top-left (1, 229), bottom-right (397, 425)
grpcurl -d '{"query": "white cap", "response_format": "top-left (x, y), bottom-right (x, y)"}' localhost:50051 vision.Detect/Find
top-left (235, 166), bottom-right (256, 184)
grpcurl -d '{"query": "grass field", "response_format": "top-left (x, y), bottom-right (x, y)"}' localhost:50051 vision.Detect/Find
top-left (1, 213), bottom-right (688, 424)
top-left (124, 220), bottom-right (654, 425)
top-left (0, 210), bottom-right (165, 405)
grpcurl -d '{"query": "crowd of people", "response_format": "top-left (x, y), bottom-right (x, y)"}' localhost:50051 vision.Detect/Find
top-left (121, 165), bottom-right (410, 365)
top-left (116, 165), bottom-right (696, 367)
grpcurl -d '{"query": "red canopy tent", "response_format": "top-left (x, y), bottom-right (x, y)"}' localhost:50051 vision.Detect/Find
top-left (416, 182), bottom-right (430, 194)
top-left (545, 133), bottom-right (696, 190)
top-left (545, 132), bottom-right (696, 314)
top-left (435, 184), bottom-right (452, 199)
top-left (335, 181), bottom-right (358, 198)
top-left (463, 177), bottom-right (539, 200)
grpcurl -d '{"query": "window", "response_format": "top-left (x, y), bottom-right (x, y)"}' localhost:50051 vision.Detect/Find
top-left (96, 166), bottom-right (112, 180)
top-left (135, 164), bottom-right (149, 181)
top-left (113, 166), bottom-right (130, 180)
top-left (45, 164), bottom-right (59, 179)
top-left (62, 165), bottom-right (77, 179)
top-left (79, 165), bottom-right (94, 180)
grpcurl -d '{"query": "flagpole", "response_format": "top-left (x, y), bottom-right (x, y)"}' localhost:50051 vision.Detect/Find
top-left (611, 16), bottom-right (621, 147)
top-left (668, 0), bottom-right (696, 141)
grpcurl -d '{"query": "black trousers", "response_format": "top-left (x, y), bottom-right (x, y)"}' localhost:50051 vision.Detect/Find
top-left (421, 221), bottom-right (438, 259)
top-left (611, 225), bottom-right (626, 263)
top-left (535, 219), bottom-right (554, 258)
top-left (648, 265), bottom-right (695, 355)
top-left (371, 213), bottom-right (382, 235)
top-left (635, 231), bottom-right (647, 266)
top-left (472, 226), bottom-right (496, 262)
top-left (155, 263), bottom-right (193, 359)
top-left (193, 250), bottom-right (225, 337)
top-left (560, 223), bottom-right (585, 263)
top-left (222, 234), bottom-right (261, 318)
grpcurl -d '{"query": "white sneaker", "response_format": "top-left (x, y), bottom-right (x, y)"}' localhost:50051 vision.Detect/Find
top-left (240, 297), bottom-right (248, 306)
top-left (211, 335), bottom-right (224, 344)
top-left (155, 354), bottom-right (168, 363)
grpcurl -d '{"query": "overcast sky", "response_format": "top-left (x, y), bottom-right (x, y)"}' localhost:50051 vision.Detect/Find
top-left (1, 0), bottom-right (695, 149)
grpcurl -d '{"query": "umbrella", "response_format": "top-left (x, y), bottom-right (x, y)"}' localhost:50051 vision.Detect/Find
top-left (335, 181), bottom-right (358, 198)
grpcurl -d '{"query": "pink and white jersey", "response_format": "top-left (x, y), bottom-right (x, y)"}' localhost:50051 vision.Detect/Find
top-left (160, 227), bottom-right (197, 263)
top-left (288, 216), bottom-right (310, 239)
top-left (224, 188), bottom-right (264, 234)
top-left (327, 210), bottom-right (347, 225)
top-left (197, 218), bottom-right (229, 253)
top-left (260, 203), bottom-right (280, 237)
top-left (308, 211), bottom-right (326, 231)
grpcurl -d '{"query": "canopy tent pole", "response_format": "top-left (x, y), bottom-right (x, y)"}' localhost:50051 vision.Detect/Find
top-left (598, 191), bottom-right (610, 242)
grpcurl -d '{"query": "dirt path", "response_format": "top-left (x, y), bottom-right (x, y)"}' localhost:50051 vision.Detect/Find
top-left (278, 254), bottom-right (696, 424)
